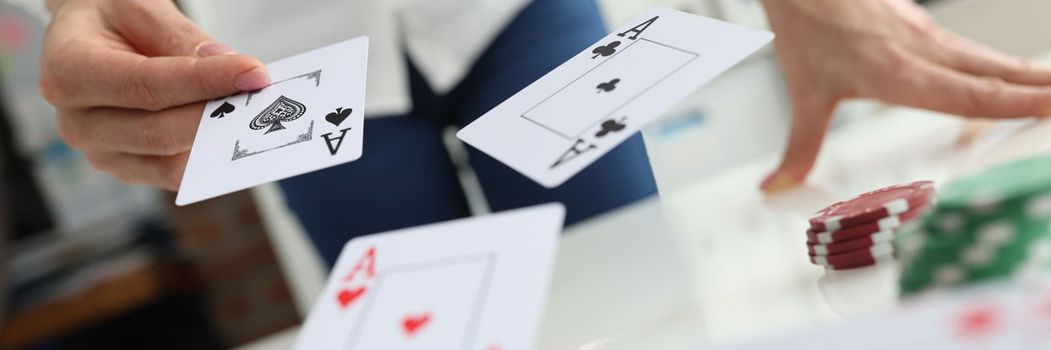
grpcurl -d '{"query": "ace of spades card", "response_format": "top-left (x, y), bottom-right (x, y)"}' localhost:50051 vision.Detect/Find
top-left (457, 8), bottom-right (773, 188)
top-left (294, 203), bottom-right (565, 350)
top-left (176, 37), bottom-right (368, 206)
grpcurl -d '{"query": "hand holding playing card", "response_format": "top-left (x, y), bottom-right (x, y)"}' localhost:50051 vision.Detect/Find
top-left (176, 38), bottom-right (369, 205)
top-left (41, 0), bottom-right (271, 190)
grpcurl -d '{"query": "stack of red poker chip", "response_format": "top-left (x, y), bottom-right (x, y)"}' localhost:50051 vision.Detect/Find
top-left (806, 181), bottom-right (936, 270)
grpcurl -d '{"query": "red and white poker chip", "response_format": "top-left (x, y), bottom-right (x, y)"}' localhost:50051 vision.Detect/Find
top-left (807, 229), bottom-right (895, 256)
top-left (821, 254), bottom-right (895, 270)
top-left (807, 207), bottom-right (926, 244)
top-left (809, 243), bottom-right (894, 268)
top-left (809, 181), bottom-right (935, 233)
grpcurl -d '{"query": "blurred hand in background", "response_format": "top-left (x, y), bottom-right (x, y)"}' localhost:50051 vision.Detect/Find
top-left (39, 0), bottom-right (270, 190)
top-left (760, 0), bottom-right (1051, 192)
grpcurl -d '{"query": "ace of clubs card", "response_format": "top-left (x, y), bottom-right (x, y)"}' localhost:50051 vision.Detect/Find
top-left (457, 8), bottom-right (773, 188)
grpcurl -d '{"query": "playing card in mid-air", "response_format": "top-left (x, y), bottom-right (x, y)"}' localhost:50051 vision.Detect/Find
top-left (457, 8), bottom-right (772, 188)
top-left (176, 37), bottom-right (368, 205)
top-left (294, 203), bottom-right (565, 350)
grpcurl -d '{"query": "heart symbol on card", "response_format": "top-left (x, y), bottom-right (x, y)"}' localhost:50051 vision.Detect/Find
top-left (402, 312), bottom-right (431, 337)
top-left (336, 286), bottom-right (366, 309)
top-left (210, 101), bottom-right (235, 119)
top-left (325, 107), bottom-right (353, 127)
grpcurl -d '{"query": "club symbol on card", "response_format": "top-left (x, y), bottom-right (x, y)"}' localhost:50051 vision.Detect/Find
top-left (210, 101), bottom-right (235, 119)
top-left (325, 107), bottom-right (353, 127)
top-left (250, 95), bottom-right (306, 134)
top-left (336, 286), bottom-right (366, 309)
top-left (402, 312), bottom-right (431, 337)
top-left (596, 78), bottom-right (620, 93)
top-left (591, 41), bottom-right (620, 59)
top-left (595, 118), bottom-right (627, 138)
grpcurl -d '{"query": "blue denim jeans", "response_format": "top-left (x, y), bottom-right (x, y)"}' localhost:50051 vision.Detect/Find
top-left (279, 0), bottom-right (658, 267)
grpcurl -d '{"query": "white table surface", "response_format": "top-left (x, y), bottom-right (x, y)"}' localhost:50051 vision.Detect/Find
top-left (237, 107), bottom-right (1051, 350)
top-left (233, 1), bottom-right (1051, 348)
top-left (236, 18), bottom-right (1051, 347)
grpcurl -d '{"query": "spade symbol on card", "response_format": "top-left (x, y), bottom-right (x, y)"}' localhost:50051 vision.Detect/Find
top-left (591, 41), bottom-right (620, 59)
top-left (596, 78), bottom-right (620, 93)
top-left (336, 286), bottom-right (366, 309)
top-left (402, 312), bottom-right (431, 337)
top-left (210, 102), bottom-right (235, 119)
top-left (250, 95), bottom-right (306, 134)
top-left (325, 107), bottom-right (353, 127)
top-left (595, 118), bottom-right (627, 138)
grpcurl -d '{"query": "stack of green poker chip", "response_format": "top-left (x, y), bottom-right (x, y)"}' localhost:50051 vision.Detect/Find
top-left (897, 154), bottom-right (1051, 296)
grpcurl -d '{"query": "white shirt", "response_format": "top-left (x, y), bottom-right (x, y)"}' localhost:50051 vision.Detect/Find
top-left (181, 0), bottom-right (530, 116)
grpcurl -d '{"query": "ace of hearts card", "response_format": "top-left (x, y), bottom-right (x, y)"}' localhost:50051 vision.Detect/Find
top-left (294, 203), bottom-right (565, 350)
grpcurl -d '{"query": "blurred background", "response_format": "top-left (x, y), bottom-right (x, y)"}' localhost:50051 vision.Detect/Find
top-left (0, 0), bottom-right (1048, 349)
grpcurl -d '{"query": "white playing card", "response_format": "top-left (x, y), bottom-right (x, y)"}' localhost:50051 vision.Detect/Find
top-left (294, 203), bottom-right (565, 350)
top-left (176, 37), bottom-right (369, 206)
top-left (457, 8), bottom-right (772, 188)
top-left (350, 256), bottom-right (492, 348)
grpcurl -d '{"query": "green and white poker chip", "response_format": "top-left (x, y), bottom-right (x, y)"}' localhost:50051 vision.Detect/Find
top-left (898, 154), bottom-right (1051, 296)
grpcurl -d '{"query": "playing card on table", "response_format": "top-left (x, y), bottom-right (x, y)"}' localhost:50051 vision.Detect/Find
top-left (176, 37), bottom-right (368, 205)
top-left (457, 8), bottom-right (772, 188)
top-left (294, 203), bottom-right (565, 350)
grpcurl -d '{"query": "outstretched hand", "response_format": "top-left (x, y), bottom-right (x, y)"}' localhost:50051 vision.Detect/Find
top-left (760, 0), bottom-right (1051, 192)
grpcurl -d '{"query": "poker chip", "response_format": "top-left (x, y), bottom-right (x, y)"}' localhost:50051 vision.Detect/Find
top-left (807, 207), bottom-right (927, 244)
top-left (803, 181), bottom-right (936, 270)
top-left (808, 230), bottom-right (895, 256)
top-left (821, 253), bottom-right (896, 271)
top-left (898, 155), bottom-right (1051, 296)
top-left (809, 242), bottom-right (894, 267)
top-left (809, 181), bottom-right (936, 233)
